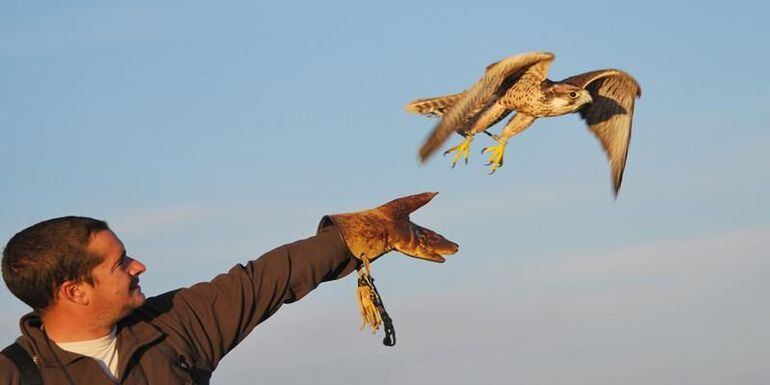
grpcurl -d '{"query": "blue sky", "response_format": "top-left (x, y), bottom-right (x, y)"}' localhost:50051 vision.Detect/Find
top-left (1, 1), bottom-right (769, 383)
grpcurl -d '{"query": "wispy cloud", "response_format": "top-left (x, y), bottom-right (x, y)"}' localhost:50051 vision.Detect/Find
top-left (111, 199), bottom-right (326, 238)
top-left (3, 197), bottom-right (767, 383)
top-left (1, 4), bottom-right (187, 54)
top-left (113, 203), bottom-right (219, 236)
top-left (423, 185), bottom-right (590, 223)
top-left (211, 224), bottom-right (770, 385)
top-left (520, 225), bottom-right (770, 287)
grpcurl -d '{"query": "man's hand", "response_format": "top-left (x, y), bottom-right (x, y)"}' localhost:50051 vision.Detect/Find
top-left (319, 192), bottom-right (458, 262)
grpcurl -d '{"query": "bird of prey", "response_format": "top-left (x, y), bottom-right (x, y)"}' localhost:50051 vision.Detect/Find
top-left (406, 51), bottom-right (641, 196)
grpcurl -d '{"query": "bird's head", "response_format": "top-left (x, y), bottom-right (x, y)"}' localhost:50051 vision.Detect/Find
top-left (547, 83), bottom-right (593, 114)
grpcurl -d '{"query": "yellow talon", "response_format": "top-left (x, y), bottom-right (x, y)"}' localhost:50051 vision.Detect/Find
top-left (482, 140), bottom-right (507, 174)
top-left (443, 136), bottom-right (473, 168)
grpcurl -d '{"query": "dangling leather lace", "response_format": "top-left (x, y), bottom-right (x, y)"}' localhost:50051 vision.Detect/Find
top-left (356, 254), bottom-right (396, 346)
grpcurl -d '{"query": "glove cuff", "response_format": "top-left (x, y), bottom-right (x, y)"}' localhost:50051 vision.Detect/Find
top-left (318, 212), bottom-right (389, 260)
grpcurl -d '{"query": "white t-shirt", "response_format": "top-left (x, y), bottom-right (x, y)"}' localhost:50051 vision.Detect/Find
top-left (55, 327), bottom-right (119, 381)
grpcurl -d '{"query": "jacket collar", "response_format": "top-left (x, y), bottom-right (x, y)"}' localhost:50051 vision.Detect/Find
top-left (18, 311), bottom-right (165, 368)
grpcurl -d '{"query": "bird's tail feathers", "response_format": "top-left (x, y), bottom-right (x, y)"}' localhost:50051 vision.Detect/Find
top-left (405, 93), bottom-right (464, 118)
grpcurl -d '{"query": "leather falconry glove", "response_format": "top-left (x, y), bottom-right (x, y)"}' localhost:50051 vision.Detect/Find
top-left (318, 192), bottom-right (458, 346)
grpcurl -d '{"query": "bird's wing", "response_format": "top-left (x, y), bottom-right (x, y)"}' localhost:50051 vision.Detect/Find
top-left (418, 51), bottom-right (555, 162)
top-left (562, 69), bottom-right (641, 196)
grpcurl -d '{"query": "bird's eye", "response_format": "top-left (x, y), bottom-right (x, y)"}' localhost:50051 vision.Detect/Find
top-left (568, 91), bottom-right (579, 98)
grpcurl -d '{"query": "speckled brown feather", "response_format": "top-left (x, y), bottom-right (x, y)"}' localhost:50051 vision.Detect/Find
top-left (407, 53), bottom-right (641, 196)
top-left (405, 93), bottom-right (465, 117)
top-left (418, 52), bottom-right (555, 162)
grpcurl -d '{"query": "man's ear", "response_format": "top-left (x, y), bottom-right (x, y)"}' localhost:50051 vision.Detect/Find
top-left (57, 280), bottom-right (89, 306)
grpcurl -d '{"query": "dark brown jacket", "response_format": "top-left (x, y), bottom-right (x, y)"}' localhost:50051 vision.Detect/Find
top-left (0, 225), bottom-right (357, 384)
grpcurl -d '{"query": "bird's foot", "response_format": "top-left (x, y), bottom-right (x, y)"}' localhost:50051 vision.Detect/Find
top-left (443, 136), bottom-right (473, 168)
top-left (481, 139), bottom-right (507, 174)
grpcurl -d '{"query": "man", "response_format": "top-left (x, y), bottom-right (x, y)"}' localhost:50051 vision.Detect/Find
top-left (0, 192), bottom-right (458, 384)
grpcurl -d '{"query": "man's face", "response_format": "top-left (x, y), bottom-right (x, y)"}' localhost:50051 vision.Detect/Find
top-left (83, 229), bottom-right (147, 322)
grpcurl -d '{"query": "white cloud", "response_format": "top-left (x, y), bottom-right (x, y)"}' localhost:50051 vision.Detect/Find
top-left (421, 185), bottom-right (590, 223)
top-left (2, 217), bottom-right (767, 385)
top-left (113, 203), bottom-right (218, 236)
top-left (212, 225), bottom-right (770, 385)
top-left (1, 4), bottom-right (187, 54)
top-left (519, 225), bottom-right (769, 288)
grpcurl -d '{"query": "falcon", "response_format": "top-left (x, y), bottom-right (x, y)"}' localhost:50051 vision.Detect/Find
top-left (406, 51), bottom-right (641, 196)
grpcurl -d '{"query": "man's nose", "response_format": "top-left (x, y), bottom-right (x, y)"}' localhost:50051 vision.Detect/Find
top-left (128, 257), bottom-right (147, 275)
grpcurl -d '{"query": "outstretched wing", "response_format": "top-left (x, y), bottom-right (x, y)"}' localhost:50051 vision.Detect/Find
top-left (562, 69), bottom-right (641, 196)
top-left (418, 51), bottom-right (555, 162)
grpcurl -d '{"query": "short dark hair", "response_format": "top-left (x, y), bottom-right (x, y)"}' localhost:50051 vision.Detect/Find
top-left (2, 216), bottom-right (110, 311)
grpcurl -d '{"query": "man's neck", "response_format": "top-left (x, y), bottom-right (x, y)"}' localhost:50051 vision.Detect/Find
top-left (40, 309), bottom-right (116, 343)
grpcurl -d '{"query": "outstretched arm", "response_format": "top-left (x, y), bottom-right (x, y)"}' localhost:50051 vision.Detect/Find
top-left (138, 223), bottom-right (357, 371)
top-left (136, 192), bottom-right (457, 371)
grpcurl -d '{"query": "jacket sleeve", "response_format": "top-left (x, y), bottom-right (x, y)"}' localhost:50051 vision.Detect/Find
top-left (137, 224), bottom-right (358, 371)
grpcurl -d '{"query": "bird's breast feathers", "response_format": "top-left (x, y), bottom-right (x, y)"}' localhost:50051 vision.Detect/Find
top-left (548, 96), bottom-right (570, 110)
